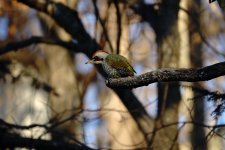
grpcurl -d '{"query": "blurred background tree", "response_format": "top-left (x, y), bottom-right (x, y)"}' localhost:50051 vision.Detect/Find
top-left (0, 0), bottom-right (224, 149)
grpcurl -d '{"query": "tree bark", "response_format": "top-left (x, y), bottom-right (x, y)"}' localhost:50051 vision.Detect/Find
top-left (188, 1), bottom-right (207, 149)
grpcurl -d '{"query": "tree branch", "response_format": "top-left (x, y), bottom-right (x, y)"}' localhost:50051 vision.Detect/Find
top-left (18, 0), bottom-right (97, 55)
top-left (113, 0), bottom-right (122, 54)
top-left (0, 118), bottom-right (47, 130)
top-left (106, 61), bottom-right (225, 88)
top-left (0, 36), bottom-right (79, 55)
top-left (0, 132), bottom-right (93, 150)
top-left (0, 118), bottom-right (93, 150)
top-left (92, 0), bottom-right (114, 52)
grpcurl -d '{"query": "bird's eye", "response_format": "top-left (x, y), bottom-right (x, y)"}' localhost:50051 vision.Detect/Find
top-left (93, 56), bottom-right (103, 61)
top-left (93, 56), bottom-right (99, 60)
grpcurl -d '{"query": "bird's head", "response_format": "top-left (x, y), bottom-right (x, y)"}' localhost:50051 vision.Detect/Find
top-left (85, 50), bottom-right (109, 64)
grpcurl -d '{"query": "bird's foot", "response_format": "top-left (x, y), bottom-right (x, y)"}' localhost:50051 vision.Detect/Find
top-left (105, 77), bottom-right (112, 84)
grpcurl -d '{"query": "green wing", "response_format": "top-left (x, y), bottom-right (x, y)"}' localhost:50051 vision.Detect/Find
top-left (106, 54), bottom-right (136, 76)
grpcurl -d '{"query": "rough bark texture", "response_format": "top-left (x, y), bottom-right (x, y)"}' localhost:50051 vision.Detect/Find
top-left (106, 61), bottom-right (225, 88)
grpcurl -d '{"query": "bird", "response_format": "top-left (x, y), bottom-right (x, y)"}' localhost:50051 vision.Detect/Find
top-left (85, 50), bottom-right (136, 78)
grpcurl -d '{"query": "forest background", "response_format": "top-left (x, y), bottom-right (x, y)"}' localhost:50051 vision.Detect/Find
top-left (0, 0), bottom-right (225, 149)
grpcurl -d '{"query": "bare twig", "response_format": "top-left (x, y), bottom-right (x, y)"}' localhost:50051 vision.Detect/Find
top-left (0, 118), bottom-right (48, 130)
top-left (0, 116), bottom-right (92, 149)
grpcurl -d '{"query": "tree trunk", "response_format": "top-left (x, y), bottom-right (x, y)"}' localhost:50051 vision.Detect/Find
top-left (102, 2), bottom-right (149, 148)
top-left (152, 0), bottom-right (181, 149)
top-left (188, 1), bottom-right (207, 149)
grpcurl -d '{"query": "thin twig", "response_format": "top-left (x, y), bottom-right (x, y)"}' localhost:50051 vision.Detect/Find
top-left (92, 0), bottom-right (114, 52)
top-left (113, 0), bottom-right (122, 54)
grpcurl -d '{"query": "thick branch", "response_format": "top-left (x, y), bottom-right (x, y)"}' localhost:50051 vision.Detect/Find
top-left (106, 61), bottom-right (225, 88)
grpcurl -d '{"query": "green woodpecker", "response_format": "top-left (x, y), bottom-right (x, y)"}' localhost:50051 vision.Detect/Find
top-left (85, 50), bottom-right (136, 78)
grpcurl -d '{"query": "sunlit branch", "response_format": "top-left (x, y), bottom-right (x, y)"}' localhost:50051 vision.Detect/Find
top-left (106, 61), bottom-right (225, 88)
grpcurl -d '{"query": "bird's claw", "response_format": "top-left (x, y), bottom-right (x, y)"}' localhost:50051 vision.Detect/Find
top-left (105, 78), bottom-right (112, 84)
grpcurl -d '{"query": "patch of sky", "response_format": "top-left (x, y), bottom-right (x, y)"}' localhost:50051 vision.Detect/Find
top-left (144, 0), bottom-right (156, 4)
top-left (129, 23), bottom-right (142, 42)
top-left (0, 15), bottom-right (9, 41)
top-left (77, 0), bottom-right (91, 12)
top-left (75, 53), bottom-right (94, 74)
top-left (83, 83), bottom-right (103, 148)
top-left (83, 83), bottom-right (99, 119)
top-left (82, 13), bottom-right (96, 37)
top-left (84, 120), bottom-right (98, 148)
top-left (77, 0), bottom-right (96, 37)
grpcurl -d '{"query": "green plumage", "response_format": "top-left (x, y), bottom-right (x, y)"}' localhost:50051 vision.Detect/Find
top-left (104, 54), bottom-right (136, 78)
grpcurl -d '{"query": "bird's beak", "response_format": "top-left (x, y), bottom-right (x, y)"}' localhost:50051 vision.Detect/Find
top-left (85, 59), bottom-right (94, 64)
